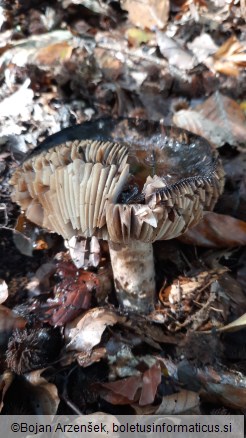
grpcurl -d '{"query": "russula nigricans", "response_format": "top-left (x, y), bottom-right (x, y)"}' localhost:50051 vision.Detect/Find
top-left (10, 118), bottom-right (225, 314)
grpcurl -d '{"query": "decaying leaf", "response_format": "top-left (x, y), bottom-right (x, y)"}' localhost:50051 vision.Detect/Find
top-left (157, 31), bottom-right (196, 70)
top-left (204, 382), bottom-right (246, 410)
top-left (99, 361), bottom-right (162, 406)
top-left (65, 308), bottom-right (125, 353)
top-left (24, 369), bottom-right (60, 415)
top-left (212, 36), bottom-right (246, 77)
top-left (0, 30), bottom-right (73, 68)
top-left (155, 390), bottom-right (200, 414)
top-left (139, 361), bottom-right (162, 405)
top-left (33, 41), bottom-right (73, 65)
top-left (123, 0), bottom-right (169, 29)
top-left (179, 212), bottom-right (246, 248)
top-left (173, 92), bottom-right (246, 148)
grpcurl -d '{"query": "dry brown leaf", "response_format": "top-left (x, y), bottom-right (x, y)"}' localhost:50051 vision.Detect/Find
top-left (99, 361), bottom-right (162, 406)
top-left (155, 390), bottom-right (200, 414)
top-left (0, 30), bottom-right (73, 68)
top-left (173, 92), bottom-right (246, 148)
top-left (179, 212), bottom-right (246, 248)
top-left (34, 41), bottom-right (73, 65)
top-left (101, 375), bottom-right (142, 404)
top-left (25, 370), bottom-right (60, 415)
top-left (123, 0), bottom-right (169, 29)
top-left (205, 383), bottom-right (246, 410)
top-left (139, 362), bottom-right (162, 405)
top-left (65, 308), bottom-right (125, 353)
top-left (212, 36), bottom-right (246, 77)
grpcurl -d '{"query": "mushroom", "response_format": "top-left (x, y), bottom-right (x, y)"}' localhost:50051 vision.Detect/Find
top-left (10, 118), bottom-right (224, 314)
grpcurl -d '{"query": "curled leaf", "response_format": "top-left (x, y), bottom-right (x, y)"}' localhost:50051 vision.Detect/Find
top-left (65, 308), bottom-right (125, 353)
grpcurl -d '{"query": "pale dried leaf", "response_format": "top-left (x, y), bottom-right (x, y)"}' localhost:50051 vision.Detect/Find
top-left (0, 79), bottom-right (34, 118)
top-left (65, 308), bottom-right (125, 353)
top-left (173, 92), bottom-right (246, 148)
top-left (155, 390), bottom-right (200, 414)
top-left (25, 370), bottom-right (60, 415)
top-left (124, 0), bottom-right (169, 29)
top-left (187, 33), bottom-right (218, 64)
top-left (0, 280), bottom-right (8, 304)
top-left (157, 31), bottom-right (196, 70)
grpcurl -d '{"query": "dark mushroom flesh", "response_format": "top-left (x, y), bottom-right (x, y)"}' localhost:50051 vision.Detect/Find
top-left (10, 118), bottom-right (225, 314)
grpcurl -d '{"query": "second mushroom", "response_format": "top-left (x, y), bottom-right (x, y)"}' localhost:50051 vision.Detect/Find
top-left (10, 118), bottom-right (224, 314)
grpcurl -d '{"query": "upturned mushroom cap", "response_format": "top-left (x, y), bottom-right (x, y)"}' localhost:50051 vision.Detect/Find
top-left (10, 118), bottom-right (224, 244)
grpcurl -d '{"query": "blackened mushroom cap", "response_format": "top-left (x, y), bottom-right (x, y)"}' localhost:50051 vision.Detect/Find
top-left (10, 118), bottom-right (225, 244)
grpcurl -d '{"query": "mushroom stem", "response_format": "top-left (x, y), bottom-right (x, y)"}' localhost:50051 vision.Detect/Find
top-left (108, 240), bottom-right (155, 314)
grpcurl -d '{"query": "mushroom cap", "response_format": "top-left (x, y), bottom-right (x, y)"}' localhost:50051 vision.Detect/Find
top-left (10, 118), bottom-right (224, 244)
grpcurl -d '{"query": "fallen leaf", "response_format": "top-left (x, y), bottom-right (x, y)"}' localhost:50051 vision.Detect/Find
top-left (65, 308), bottom-right (125, 353)
top-left (157, 31), bottom-right (196, 70)
top-left (77, 347), bottom-right (107, 367)
top-left (139, 362), bottom-right (162, 405)
top-left (0, 79), bottom-right (34, 119)
top-left (101, 375), bottom-right (142, 403)
top-left (179, 212), bottom-right (246, 248)
top-left (24, 370), bottom-right (60, 415)
top-left (99, 361), bottom-right (162, 406)
top-left (155, 390), bottom-right (200, 414)
top-left (123, 0), bottom-right (170, 29)
top-left (0, 280), bottom-right (8, 304)
top-left (173, 92), bottom-right (246, 148)
top-left (187, 33), bottom-right (218, 64)
top-left (212, 36), bottom-right (246, 77)
top-left (34, 41), bottom-right (73, 65)
top-left (204, 382), bottom-right (246, 410)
